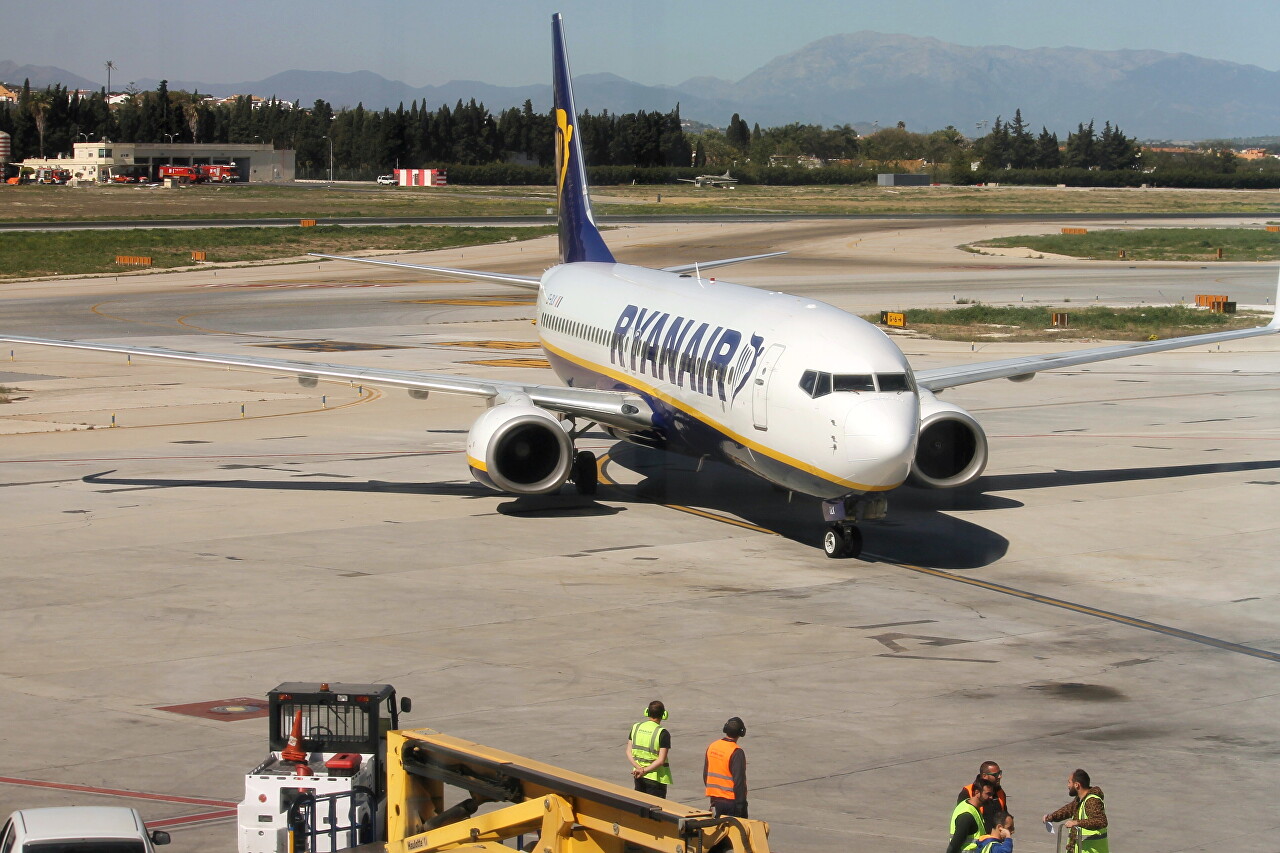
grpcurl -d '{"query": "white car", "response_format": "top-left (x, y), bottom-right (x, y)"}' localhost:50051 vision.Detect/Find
top-left (376, 174), bottom-right (396, 185)
top-left (1, 807), bottom-right (171, 853)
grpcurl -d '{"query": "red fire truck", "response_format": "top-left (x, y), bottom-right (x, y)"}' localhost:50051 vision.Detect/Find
top-left (201, 163), bottom-right (239, 182)
top-left (158, 165), bottom-right (199, 183)
top-left (158, 164), bottom-right (240, 184)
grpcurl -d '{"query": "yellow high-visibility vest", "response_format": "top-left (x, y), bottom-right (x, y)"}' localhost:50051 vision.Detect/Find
top-left (630, 719), bottom-right (671, 785)
top-left (948, 800), bottom-right (985, 852)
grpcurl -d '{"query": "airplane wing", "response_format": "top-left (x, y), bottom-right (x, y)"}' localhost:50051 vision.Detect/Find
top-left (0, 334), bottom-right (655, 431)
top-left (309, 253), bottom-right (542, 290)
top-left (313, 249), bottom-right (785, 279)
top-left (661, 251), bottom-right (787, 274)
top-left (916, 272), bottom-right (1280, 391)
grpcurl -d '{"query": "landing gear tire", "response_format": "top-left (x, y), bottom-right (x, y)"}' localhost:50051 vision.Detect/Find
top-left (571, 450), bottom-right (598, 495)
top-left (823, 523), bottom-right (862, 559)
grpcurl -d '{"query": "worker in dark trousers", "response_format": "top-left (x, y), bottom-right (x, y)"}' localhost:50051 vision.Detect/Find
top-left (948, 778), bottom-right (996, 853)
top-left (974, 811), bottom-right (1015, 853)
top-left (1043, 769), bottom-right (1108, 853)
top-left (703, 717), bottom-right (748, 818)
top-left (958, 761), bottom-right (1007, 825)
top-left (626, 700), bottom-right (672, 798)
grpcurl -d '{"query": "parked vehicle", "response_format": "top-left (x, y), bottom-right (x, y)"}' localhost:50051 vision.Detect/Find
top-left (238, 682), bottom-right (410, 853)
top-left (158, 164), bottom-right (239, 184)
top-left (35, 168), bottom-right (71, 185)
top-left (1, 807), bottom-right (171, 853)
top-left (201, 164), bottom-right (239, 183)
top-left (376, 174), bottom-right (396, 185)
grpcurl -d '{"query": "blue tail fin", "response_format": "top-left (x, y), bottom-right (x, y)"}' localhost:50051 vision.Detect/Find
top-left (552, 13), bottom-right (615, 265)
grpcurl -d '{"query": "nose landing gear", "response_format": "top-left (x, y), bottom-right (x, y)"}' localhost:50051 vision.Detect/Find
top-left (823, 522), bottom-right (863, 559)
top-left (820, 494), bottom-right (886, 559)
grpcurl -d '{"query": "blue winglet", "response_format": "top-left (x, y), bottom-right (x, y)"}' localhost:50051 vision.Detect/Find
top-left (552, 13), bottom-right (615, 265)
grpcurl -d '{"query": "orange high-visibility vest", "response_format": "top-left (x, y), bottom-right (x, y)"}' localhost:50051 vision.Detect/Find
top-left (961, 783), bottom-right (1007, 812)
top-left (704, 739), bottom-right (741, 799)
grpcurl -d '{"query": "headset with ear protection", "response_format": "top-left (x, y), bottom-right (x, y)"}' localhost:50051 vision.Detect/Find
top-left (646, 701), bottom-right (668, 720)
top-left (723, 716), bottom-right (746, 738)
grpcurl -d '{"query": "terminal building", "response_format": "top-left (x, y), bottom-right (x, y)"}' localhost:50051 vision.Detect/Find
top-left (16, 141), bottom-right (295, 183)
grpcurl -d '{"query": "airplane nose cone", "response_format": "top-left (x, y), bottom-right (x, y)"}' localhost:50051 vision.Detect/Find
top-left (843, 395), bottom-right (918, 486)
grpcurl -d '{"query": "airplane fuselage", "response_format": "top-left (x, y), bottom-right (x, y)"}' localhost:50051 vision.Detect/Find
top-left (535, 263), bottom-right (919, 498)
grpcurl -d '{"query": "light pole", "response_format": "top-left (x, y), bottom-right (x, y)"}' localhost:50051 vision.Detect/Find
top-left (321, 134), bottom-right (333, 181)
top-left (163, 133), bottom-right (175, 144)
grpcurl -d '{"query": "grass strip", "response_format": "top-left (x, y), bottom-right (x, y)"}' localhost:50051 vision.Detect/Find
top-left (6, 184), bottom-right (1280, 224)
top-left (973, 227), bottom-right (1280, 261)
top-left (0, 185), bottom-right (557, 223)
top-left (865, 304), bottom-right (1267, 342)
top-left (0, 224), bottom-right (556, 279)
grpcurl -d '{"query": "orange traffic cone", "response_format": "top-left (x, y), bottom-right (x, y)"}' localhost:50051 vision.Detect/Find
top-left (294, 763), bottom-right (314, 777)
top-left (281, 708), bottom-right (307, 763)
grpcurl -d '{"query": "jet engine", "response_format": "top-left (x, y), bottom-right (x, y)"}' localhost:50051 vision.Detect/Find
top-left (466, 398), bottom-right (573, 494)
top-left (908, 391), bottom-right (989, 489)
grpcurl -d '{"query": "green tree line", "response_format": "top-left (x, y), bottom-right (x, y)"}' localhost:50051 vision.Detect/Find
top-left (2, 81), bottom-right (1276, 188)
top-left (0, 80), bottom-right (689, 179)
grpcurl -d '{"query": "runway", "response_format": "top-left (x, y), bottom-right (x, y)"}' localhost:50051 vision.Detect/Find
top-left (1, 217), bottom-right (1277, 852)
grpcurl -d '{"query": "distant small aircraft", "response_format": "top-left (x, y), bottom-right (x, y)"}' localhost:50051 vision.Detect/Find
top-left (678, 171), bottom-right (738, 188)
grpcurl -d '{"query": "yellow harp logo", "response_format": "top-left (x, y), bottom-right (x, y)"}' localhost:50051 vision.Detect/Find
top-left (555, 108), bottom-right (573, 201)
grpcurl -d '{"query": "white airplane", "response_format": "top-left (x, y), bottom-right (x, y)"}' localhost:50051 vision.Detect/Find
top-left (678, 171), bottom-right (738, 188)
top-left (4, 14), bottom-right (1279, 559)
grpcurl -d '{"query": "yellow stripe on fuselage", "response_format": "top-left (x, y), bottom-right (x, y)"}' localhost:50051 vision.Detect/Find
top-left (538, 337), bottom-right (901, 494)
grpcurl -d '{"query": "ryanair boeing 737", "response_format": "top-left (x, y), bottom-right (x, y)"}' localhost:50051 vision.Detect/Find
top-left (4, 14), bottom-right (1278, 558)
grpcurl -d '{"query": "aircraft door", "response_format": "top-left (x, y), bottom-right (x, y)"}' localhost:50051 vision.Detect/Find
top-left (752, 344), bottom-right (786, 430)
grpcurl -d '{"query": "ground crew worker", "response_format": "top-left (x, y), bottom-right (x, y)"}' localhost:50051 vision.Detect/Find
top-left (703, 717), bottom-right (747, 818)
top-left (1043, 769), bottom-right (1108, 853)
top-left (947, 778), bottom-right (995, 853)
top-left (626, 700), bottom-right (672, 797)
top-left (957, 761), bottom-right (1007, 824)
top-left (974, 811), bottom-right (1015, 853)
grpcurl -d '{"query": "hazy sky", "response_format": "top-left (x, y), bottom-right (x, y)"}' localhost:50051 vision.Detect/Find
top-left (6, 0), bottom-right (1280, 88)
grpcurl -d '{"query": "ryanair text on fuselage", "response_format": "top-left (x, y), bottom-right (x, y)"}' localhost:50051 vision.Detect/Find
top-left (610, 304), bottom-right (764, 404)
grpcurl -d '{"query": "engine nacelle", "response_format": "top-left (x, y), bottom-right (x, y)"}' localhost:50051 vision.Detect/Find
top-left (908, 391), bottom-right (989, 489)
top-left (467, 399), bottom-right (573, 494)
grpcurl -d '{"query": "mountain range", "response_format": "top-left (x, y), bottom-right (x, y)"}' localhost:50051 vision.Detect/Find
top-left (5, 33), bottom-right (1278, 140)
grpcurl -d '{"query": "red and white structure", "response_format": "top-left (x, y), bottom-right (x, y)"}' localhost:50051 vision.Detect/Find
top-left (394, 168), bottom-right (447, 187)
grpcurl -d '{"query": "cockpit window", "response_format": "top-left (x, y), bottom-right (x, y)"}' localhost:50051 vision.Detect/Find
top-left (833, 374), bottom-right (874, 392)
top-left (799, 370), bottom-right (831, 398)
top-left (877, 373), bottom-right (912, 392)
top-left (800, 370), bottom-right (913, 398)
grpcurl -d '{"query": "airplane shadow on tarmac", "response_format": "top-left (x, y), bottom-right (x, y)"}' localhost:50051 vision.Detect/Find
top-left (78, 470), bottom-right (628, 521)
top-left (81, 454), bottom-right (1280, 570)
top-left (598, 445), bottom-right (1009, 569)
top-left (599, 446), bottom-right (1280, 570)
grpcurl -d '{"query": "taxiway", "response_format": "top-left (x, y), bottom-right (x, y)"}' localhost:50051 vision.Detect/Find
top-left (1, 217), bottom-right (1276, 852)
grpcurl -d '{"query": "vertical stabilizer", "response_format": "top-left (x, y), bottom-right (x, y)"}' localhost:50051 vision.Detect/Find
top-left (552, 13), bottom-right (615, 265)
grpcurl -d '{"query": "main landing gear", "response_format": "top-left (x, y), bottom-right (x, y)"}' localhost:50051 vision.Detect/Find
top-left (820, 494), bottom-right (887, 559)
top-left (564, 417), bottom-right (600, 496)
top-left (570, 449), bottom-right (598, 495)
